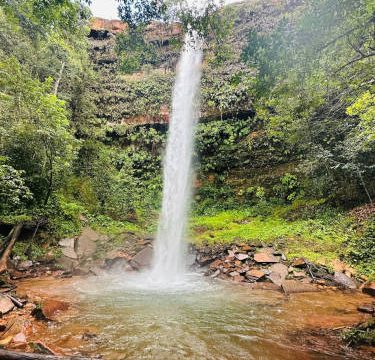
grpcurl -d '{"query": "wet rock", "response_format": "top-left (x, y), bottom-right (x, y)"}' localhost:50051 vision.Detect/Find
top-left (0, 295), bottom-right (14, 314)
top-left (40, 299), bottom-right (69, 320)
top-left (246, 282), bottom-right (281, 291)
top-left (292, 258), bottom-right (307, 268)
top-left (333, 271), bottom-right (357, 289)
top-left (196, 254), bottom-right (215, 267)
top-left (211, 269), bottom-right (220, 278)
top-left (362, 282), bottom-right (375, 296)
top-left (229, 271), bottom-right (239, 277)
top-left (130, 246), bottom-right (153, 269)
top-left (232, 275), bottom-right (245, 282)
top-left (357, 304), bottom-right (374, 314)
top-left (76, 227), bottom-right (98, 258)
top-left (254, 252), bottom-right (280, 263)
top-left (281, 280), bottom-right (319, 294)
top-left (17, 260), bottom-right (33, 271)
top-left (235, 253), bottom-right (249, 261)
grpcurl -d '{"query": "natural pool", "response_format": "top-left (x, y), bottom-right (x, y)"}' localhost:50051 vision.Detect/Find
top-left (18, 273), bottom-right (373, 360)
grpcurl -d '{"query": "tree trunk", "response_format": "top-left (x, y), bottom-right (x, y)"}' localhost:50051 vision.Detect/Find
top-left (0, 223), bottom-right (23, 274)
top-left (53, 61), bottom-right (65, 96)
top-left (0, 349), bottom-right (92, 360)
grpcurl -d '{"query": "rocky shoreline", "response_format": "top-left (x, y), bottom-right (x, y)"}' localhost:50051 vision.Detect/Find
top-left (0, 235), bottom-right (374, 358)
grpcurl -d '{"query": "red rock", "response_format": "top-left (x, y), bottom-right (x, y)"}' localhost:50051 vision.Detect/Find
top-left (254, 252), bottom-right (280, 263)
top-left (234, 260), bottom-right (242, 266)
top-left (281, 280), bottom-right (319, 294)
top-left (42, 299), bottom-right (69, 319)
top-left (362, 282), bottom-right (375, 296)
top-left (240, 244), bottom-right (253, 251)
top-left (246, 269), bottom-right (265, 280)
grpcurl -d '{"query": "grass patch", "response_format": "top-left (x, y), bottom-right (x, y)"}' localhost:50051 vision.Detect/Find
top-left (191, 201), bottom-right (352, 265)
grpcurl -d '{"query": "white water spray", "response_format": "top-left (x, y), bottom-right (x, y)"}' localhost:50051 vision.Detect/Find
top-left (150, 32), bottom-right (203, 283)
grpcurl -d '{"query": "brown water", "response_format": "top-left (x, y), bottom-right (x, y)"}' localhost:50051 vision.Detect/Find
top-left (18, 273), bottom-right (373, 360)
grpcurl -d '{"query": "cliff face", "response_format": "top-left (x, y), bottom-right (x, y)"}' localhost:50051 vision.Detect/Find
top-left (88, 0), bottom-right (295, 128)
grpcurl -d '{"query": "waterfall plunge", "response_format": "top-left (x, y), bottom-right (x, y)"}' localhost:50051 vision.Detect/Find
top-left (150, 33), bottom-right (203, 284)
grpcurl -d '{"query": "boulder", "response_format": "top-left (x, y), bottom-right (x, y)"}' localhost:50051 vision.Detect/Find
top-left (61, 247), bottom-right (78, 260)
top-left (333, 271), bottom-right (357, 290)
top-left (130, 246), bottom-right (153, 269)
top-left (281, 280), bottom-right (318, 294)
top-left (269, 263), bottom-right (288, 278)
top-left (76, 227), bottom-right (98, 258)
top-left (362, 282), bottom-right (375, 296)
top-left (0, 295), bottom-right (14, 314)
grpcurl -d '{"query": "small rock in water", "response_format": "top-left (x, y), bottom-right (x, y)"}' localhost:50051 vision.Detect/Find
top-left (362, 282), bottom-right (375, 296)
top-left (357, 304), bottom-right (374, 314)
top-left (281, 280), bottom-right (318, 294)
top-left (333, 271), bottom-right (357, 289)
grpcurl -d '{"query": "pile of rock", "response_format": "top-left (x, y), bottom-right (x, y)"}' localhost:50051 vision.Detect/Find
top-left (194, 243), bottom-right (362, 294)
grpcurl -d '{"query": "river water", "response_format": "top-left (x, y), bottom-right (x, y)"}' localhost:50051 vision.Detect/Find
top-left (18, 274), bottom-right (373, 360)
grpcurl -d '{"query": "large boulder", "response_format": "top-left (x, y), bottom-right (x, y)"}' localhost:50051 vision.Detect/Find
top-left (76, 227), bottom-right (99, 259)
top-left (130, 246), bottom-right (153, 270)
top-left (333, 271), bottom-right (357, 290)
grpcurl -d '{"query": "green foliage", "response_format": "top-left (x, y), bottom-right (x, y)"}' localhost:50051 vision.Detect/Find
top-left (341, 320), bottom-right (375, 347)
top-left (346, 218), bottom-right (375, 277)
top-left (192, 201), bottom-right (352, 265)
top-left (0, 163), bottom-right (32, 214)
top-left (273, 173), bottom-right (301, 202)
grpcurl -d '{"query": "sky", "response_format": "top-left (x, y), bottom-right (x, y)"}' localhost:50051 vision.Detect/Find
top-left (90, 0), bottom-right (241, 20)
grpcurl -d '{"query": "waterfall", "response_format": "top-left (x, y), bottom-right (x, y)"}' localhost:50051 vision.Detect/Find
top-left (150, 32), bottom-right (203, 283)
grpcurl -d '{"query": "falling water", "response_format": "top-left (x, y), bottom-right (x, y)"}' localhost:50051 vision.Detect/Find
top-left (151, 32), bottom-right (203, 283)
